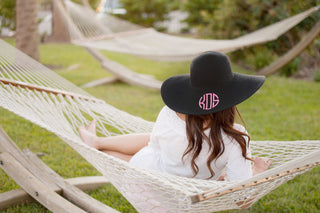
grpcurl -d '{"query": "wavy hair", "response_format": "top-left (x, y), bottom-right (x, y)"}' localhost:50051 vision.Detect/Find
top-left (183, 106), bottom-right (251, 179)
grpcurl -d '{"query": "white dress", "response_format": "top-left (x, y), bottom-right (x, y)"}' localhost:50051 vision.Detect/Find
top-left (130, 106), bottom-right (252, 181)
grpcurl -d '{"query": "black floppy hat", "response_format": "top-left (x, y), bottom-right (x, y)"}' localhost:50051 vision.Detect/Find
top-left (161, 51), bottom-right (265, 115)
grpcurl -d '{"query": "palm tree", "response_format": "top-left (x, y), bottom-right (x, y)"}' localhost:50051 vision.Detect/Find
top-left (49, 0), bottom-right (71, 42)
top-left (16, 0), bottom-right (40, 61)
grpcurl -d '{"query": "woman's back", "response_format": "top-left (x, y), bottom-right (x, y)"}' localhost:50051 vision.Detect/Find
top-left (80, 51), bottom-right (267, 181)
top-left (130, 106), bottom-right (253, 180)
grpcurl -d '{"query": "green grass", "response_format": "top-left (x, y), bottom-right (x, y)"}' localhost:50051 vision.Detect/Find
top-left (0, 40), bottom-right (319, 212)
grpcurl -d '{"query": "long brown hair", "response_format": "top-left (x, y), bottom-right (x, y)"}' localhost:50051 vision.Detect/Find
top-left (183, 106), bottom-right (251, 179)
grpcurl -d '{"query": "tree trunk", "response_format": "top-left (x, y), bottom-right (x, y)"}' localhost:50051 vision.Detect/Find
top-left (81, 0), bottom-right (91, 8)
top-left (16, 0), bottom-right (40, 61)
top-left (48, 0), bottom-right (71, 42)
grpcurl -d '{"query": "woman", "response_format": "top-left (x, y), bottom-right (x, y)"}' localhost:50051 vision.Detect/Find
top-left (79, 51), bottom-right (271, 181)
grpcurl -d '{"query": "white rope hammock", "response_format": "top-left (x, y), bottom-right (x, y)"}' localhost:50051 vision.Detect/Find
top-left (0, 39), bottom-right (319, 212)
top-left (64, 1), bottom-right (319, 61)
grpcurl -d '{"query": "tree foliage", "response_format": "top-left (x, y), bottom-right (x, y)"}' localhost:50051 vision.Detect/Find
top-left (119, 0), bottom-right (170, 27)
top-left (0, 0), bottom-right (16, 32)
top-left (183, 0), bottom-right (320, 74)
top-left (183, 0), bottom-right (319, 40)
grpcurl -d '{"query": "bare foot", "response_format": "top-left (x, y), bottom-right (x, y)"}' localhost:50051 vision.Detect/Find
top-left (86, 119), bottom-right (97, 135)
top-left (252, 157), bottom-right (272, 175)
top-left (79, 126), bottom-right (100, 149)
top-left (217, 157), bottom-right (272, 180)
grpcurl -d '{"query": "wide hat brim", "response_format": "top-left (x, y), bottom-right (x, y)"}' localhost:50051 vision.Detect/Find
top-left (161, 73), bottom-right (265, 115)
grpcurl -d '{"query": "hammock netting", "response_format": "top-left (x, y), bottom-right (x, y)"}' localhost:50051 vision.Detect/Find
top-left (0, 40), bottom-right (319, 212)
top-left (63, 1), bottom-right (319, 61)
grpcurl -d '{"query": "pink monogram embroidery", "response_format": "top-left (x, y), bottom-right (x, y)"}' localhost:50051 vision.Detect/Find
top-left (199, 93), bottom-right (219, 110)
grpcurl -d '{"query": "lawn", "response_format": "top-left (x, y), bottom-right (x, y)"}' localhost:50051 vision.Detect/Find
top-left (0, 39), bottom-right (319, 212)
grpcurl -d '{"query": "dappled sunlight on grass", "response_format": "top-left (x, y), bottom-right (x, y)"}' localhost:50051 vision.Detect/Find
top-left (40, 43), bottom-right (111, 86)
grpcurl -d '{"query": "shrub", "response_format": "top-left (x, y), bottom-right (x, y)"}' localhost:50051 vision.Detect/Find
top-left (0, 0), bottom-right (16, 32)
top-left (230, 45), bottom-right (277, 70)
top-left (119, 0), bottom-right (170, 27)
top-left (279, 57), bottom-right (301, 77)
top-left (182, 0), bottom-right (320, 72)
top-left (314, 69), bottom-right (320, 82)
